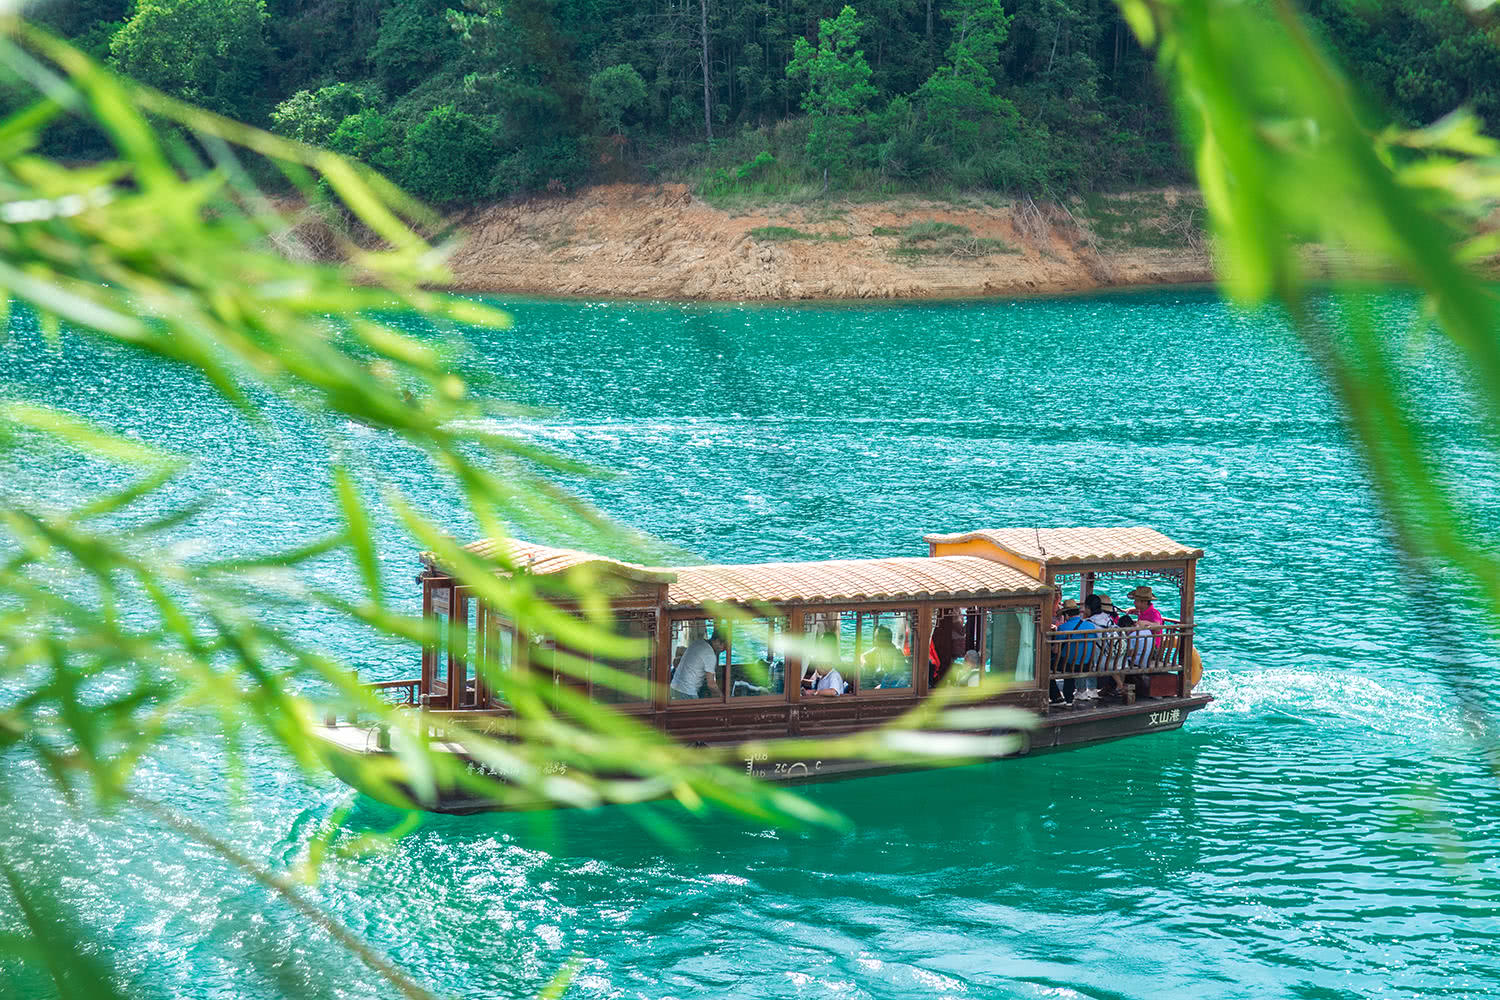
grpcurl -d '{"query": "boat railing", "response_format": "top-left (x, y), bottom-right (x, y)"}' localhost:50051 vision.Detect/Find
top-left (365, 678), bottom-right (421, 706)
top-left (1046, 622), bottom-right (1192, 679)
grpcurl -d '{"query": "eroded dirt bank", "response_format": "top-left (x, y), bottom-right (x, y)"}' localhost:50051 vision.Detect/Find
top-left (444, 183), bottom-right (1213, 301)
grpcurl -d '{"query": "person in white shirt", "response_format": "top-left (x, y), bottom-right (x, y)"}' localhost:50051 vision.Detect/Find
top-left (810, 662), bottom-right (845, 695)
top-left (1117, 614), bottom-right (1154, 669)
top-left (1074, 593), bottom-right (1114, 702)
top-left (670, 632), bottom-right (726, 699)
top-left (804, 633), bottom-right (845, 696)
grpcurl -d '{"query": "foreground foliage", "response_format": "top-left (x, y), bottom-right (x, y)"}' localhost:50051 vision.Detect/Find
top-left (0, 22), bottom-right (1026, 996)
top-left (1120, 0), bottom-right (1500, 756)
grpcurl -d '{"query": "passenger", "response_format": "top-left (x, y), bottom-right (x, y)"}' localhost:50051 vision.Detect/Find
top-left (1117, 612), bottom-right (1154, 700)
top-left (670, 631), bottom-right (727, 700)
top-left (861, 625), bottom-right (907, 688)
top-left (1050, 598), bottom-right (1094, 705)
top-left (1048, 598), bottom-right (1081, 704)
top-left (1129, 585), bottom-right (1166, 649)
top-left (930, 610), bottom-right (965, 686)
top-left (1093, 593), bottom-right (1120, 627)
top-left (1058, 595), bottom-right (1103, 704)
top-left (1116, 614), bottom-right (1154, 668)
top-left (960, 649), bottom-right (983, 686)
top-left (1087, 594), bottom-right (1119, 696)
top-left (805, 633), bottom-right (845, 696)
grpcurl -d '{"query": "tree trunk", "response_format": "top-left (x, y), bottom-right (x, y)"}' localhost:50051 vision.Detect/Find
top-left (700, 0), bottom-right (713, 141)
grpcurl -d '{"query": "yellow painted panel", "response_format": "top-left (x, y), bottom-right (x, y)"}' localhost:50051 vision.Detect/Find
top-left (931, 540), bottom-right (1045, 581)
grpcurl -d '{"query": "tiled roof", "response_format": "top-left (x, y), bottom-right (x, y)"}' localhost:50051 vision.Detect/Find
top-left (923, 526), bottom-right (1203, 566)
top-left (451, 538), bottom-right (676, 584)
top-left (665, 555), bottom-right (1051, 608)
top-left (438, 539), bottom-right (1051, 606)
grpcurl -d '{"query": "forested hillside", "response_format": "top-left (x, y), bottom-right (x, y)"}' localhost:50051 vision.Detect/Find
top-left (15, 0), bottom-right (1500, 206)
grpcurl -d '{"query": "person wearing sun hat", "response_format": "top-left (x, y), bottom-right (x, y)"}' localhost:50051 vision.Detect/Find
top-left (1048, 597), bottom-right (1085, 705)
top-left (1129, 584), bottom-right (1165, 648)
top-left (1090, 593), bottom-right (1120, 627)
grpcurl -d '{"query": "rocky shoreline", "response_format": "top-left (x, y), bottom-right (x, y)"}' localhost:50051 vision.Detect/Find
top-left (437, 183), bottom-right (1215, 301)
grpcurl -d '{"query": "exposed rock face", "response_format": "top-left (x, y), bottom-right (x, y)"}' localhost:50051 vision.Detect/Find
top-left (444, 183), bottom-right (1214, 300)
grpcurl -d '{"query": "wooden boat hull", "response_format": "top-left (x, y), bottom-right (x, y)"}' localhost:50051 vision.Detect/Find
top-left (313, 693), bottom-right (1212, 815)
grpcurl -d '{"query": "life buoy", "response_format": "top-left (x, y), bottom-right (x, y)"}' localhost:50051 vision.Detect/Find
top-left (1188, 648), bottom-right (1203, 690)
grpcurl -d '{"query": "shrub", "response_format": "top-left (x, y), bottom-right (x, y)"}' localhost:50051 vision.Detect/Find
top-left (588, 64), bottom-right (648, 136)
top-left (400, 105), bottom-right (497, 204)
top-left (328, 108), bottom-right (403, 176)
top-left (270, 83), bottom-right (383, 147)
top-left (109, 0), bottom-right (271, 120)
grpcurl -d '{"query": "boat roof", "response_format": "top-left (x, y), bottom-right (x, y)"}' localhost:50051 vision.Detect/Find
top-left (923, 526), bottom-right (1203, 566)
top-left (665, 555), bottom-right (1051, 608)
top-left (450, 538), bottom-right (676, 584)
top-left (433, 539), bottom-right (1052, 608)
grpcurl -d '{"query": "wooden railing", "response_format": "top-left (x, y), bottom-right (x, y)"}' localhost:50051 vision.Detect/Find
top-left (1046, 622), bottom-right (1193, 680)
top-left (365, 677), bottom-right (421, 706)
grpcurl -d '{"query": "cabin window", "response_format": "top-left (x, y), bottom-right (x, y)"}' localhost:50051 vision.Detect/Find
top-left (801, 609), bottom-right (916, 695)
top-left (593, 612), bottom-right (655, 706)
top-left (728, 617), bottom-right (788, 698)
top-left (526, 613), bottom-right (656, 706)
top-left (453, 591), bottom-right (476, 707)
top-left (930, 606), bottom-right (1037, 687)
top-left (427, 584), bottom-right (451, 701)
top-left (930, 606), bottom-right (987, 687)
top-left (478, 608), bottom-right (516, 707)
top-left (668, 618), bottom-right (725, 702)
top-left (983, 608), bottom-right (1036, 683)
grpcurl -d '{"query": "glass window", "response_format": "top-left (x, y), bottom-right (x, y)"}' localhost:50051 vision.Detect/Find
top-left (669, 618), bottom-right (725, 702)
top-left (930, 606), bottom-right (982, 687)
top-left (800, 610), bottom-right (916, 696)
top-left (855, 610), bottom-right (915, 691)
top-left (429, 584), bottom-right (451, 699)
top-left (729, 617), bottom-right (787, 698)
top-left (801, 611), bottom-right (851, 696)
top-left (594, 612), bottom-right (655, 705)
top-left (479, 608), bottom-right (515, 708)
top-left (984, 607), bottom-right (1036, 684)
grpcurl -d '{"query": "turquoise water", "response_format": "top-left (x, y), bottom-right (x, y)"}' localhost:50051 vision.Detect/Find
top-left (3, 289), bottom-right (1499, 999)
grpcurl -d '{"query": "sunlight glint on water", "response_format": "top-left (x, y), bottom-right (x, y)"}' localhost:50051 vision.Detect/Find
top-left (1, 288), bottom-right (1498, 1000)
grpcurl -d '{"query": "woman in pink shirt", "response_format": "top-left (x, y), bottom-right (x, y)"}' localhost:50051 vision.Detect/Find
top-left (1129, 585), bottom-right (1165, 649)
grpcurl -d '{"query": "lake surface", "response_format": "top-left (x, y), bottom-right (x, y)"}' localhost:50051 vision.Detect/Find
top-left (3, 288), bottom-right (1498, 999)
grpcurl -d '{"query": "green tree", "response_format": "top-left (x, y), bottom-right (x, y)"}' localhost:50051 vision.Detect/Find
top-left (270, 82), bottom-right (383, 147)
top-left (914, 0), bottom-right (1016, 157)
top-left (108, 0), bottom-right (272, 120)
top-left (368, 0), bottom-right (460, 96)
top-left (401, 103), bottom-right (497, 202)
top-left (589, 63), bottom-right (649, 136)
top-left (329, 106), bottom-right (404, 175)
top-left (786, 4), bottom-right (877, 186)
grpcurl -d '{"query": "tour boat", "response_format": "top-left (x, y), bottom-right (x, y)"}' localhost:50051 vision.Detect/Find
top-left (314, 526), bottom-right (1211, 812)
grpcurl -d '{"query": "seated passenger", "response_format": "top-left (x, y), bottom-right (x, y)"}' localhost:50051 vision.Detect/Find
top-left (861, 625), bottom-right (908, 688)
top-left (1129, 585), bottom-right (1166, 648)
top-left (1051, 597), bottom-right (1100, 705)
top-left (1117, 612), bottom-right (1154, 700)
top-left (1117, 614), bottom-right (1153, 668)
top-left (955, 649), bottom-right (983, 687)
top-left (805, 633), bottom-right (845, 696)
top-left (670, 631), bottom-right (726, 699)
top-left (1088, 593), bottom-right (1117, 629)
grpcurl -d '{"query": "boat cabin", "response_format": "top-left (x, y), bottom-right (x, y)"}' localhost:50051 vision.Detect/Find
top-left (379, 526), bottom-right (1206, 748)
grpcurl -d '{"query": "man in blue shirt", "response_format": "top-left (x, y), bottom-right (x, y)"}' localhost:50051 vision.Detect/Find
top-left (1050, 596), bottom-right (1099, 705)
